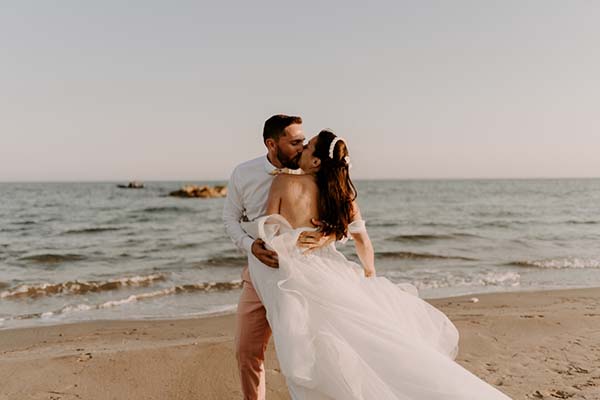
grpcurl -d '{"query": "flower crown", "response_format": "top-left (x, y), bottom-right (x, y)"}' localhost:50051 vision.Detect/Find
top-left (328, 137), bottom-right (352, 169)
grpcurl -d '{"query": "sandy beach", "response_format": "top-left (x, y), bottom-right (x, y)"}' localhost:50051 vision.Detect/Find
top-left (1, 287), bottom-right (599, 400)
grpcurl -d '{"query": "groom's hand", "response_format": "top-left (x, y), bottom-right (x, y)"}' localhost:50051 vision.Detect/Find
top-left (297, 218), bottom-right (335, 253)
top-left (251, 239), bottom-right (279, 268)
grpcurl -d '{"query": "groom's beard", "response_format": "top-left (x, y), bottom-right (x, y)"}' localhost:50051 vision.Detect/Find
top-left (276, 147), bottom-right (301, 169)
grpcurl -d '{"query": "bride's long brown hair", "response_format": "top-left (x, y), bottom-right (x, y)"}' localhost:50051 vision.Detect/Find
top-left (313, 130), bottom-right (357, 240)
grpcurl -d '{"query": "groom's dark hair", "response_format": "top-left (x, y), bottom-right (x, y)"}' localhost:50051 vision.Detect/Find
top-left (263, 114), bottom-right (302, 143)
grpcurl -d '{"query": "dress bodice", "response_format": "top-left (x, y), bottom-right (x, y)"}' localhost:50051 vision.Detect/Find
top-left (241, 214), bottom-right (367, 246)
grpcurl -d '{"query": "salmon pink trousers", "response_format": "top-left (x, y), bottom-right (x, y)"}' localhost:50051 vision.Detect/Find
top-left (235, 266), bottom-right (271, 400)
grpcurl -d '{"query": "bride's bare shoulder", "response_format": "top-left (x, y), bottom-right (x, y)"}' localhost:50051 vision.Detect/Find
top-left (272, 173), bottom-right (313, 184)
top-left (272, 174), bottom-right (316, 193)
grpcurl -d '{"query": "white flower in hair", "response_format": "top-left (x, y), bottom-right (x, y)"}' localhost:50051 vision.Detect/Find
top-left (344, 155), bottom-right (352, 169)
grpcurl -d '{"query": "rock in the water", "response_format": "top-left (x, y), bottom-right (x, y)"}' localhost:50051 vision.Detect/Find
top-left (169, 185), bottom-right (227, 198)
top-left (117, 181), bottom-right (144, 189)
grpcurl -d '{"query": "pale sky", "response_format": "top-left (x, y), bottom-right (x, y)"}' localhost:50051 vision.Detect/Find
top-left (1, 1), bottom-right (599, 181)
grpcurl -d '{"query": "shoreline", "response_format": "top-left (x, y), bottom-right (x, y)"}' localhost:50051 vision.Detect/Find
top-left (1, 287), bottom-right (599, 399)
top-left (3, 284), bottom-right (597, 333)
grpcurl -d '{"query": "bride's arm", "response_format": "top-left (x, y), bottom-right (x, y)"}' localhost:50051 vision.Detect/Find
top-left (349, 202), bottom-right (376, 277)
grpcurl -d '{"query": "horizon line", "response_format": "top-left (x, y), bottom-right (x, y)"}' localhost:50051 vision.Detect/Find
top-left (1, 176), bottom-right (600, 184)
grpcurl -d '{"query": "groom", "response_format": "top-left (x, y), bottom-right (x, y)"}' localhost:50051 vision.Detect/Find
top-left (223, 114), bottom-right (326, 400)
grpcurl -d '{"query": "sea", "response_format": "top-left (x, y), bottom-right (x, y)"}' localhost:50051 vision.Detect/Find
top-left (1, 179), bottom-right (599, 330)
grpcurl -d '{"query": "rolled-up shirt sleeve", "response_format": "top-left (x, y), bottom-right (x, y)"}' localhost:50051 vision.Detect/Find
top-left (223, 167), bottom-right (254, 254)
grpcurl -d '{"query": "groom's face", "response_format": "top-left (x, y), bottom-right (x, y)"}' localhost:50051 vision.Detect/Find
top-left (275, 123), bottom-right (305, 169)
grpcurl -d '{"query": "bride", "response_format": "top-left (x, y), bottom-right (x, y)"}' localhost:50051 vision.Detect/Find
top-left (243, 130), bottom-right (512, 399)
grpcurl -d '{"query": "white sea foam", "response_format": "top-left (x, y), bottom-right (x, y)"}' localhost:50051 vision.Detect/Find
top-left (38, 280), bottom-right (243, 318)
top-left (403, 271), bottom-right (521, 290)
top-left (0, 272), bottom-right (167, 299)
top-left (510, 257), bottom-right (600, 269)
top-left (61, 303), bottom-right (93, 314)
top-left (98, 288), bottom-right (176, 309)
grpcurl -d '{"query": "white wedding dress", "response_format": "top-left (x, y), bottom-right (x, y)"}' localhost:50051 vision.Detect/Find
top-left (245, 214), bottom-right (511, 400)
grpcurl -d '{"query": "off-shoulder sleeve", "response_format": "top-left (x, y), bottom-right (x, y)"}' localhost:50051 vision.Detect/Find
top-left (337, 220), bottom-right (367, 244)
top-left (348, 219), bottom-right (366, 234)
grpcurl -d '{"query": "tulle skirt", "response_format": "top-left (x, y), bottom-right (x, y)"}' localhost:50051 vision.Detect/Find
top-left (247, 215), bottom-right (511, 400)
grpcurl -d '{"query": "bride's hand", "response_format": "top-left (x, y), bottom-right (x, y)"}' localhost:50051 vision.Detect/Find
top-left (364, 267), bottom-right (376, 278)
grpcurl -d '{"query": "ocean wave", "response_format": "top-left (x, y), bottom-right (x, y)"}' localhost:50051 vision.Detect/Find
top-left (19, 253), bottom-right (87, 264)
top-left (471, 211), bottom-right (524, 218)
top-left (376, 251), bottom-right (476, 261)
top-left (410, 271), bottom-right (521, 290)
top-left (1, 273), bottom-right (167, 299)
top-left (201, 255), bottom-right (247, 267)
top-left (420, 222), bottom-right (457, 228)
top-left (173, 280), bottom-right (243, 293)
top-left (475, 220), bottom-right (529, 229)
top-left (62, 227), bottom-right (125, 235)
top-left (367, 221), bottom-right (399, 227)
top-left (122, 216), bottom-right (152, 223)
top-left (138, 206), bottom-right (196, 214)
top-left (13, 220), bottom-right (36, 225)
top-left (387, 233), bottom-right (478, 242)
top-left (565, 220), bottom-right (599, 225)
top-left (0, 227), bottom-right (24, 233)
top-left (507, 257), bottom-right (600, 269)
top-left (172, 242), bottom-right (201, 250)
top-left (8, 280), bottom-right (243, 321)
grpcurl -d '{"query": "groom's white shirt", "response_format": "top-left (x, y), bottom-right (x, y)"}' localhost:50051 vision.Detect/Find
top-left (223, 155), bottom-right (278, 255)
